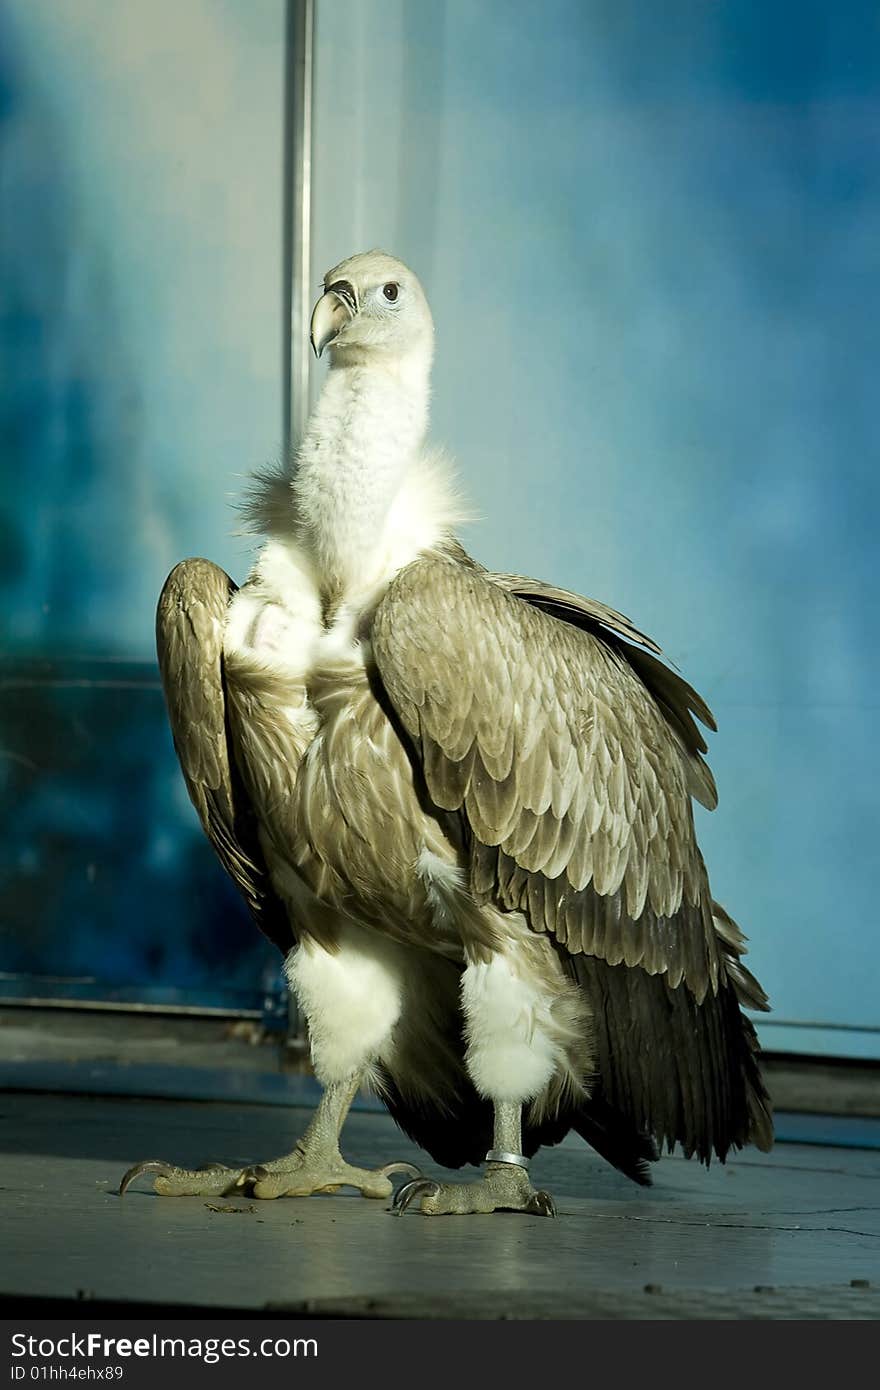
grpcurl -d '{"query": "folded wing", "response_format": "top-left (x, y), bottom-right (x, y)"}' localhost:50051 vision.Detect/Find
top-left (372, 556), bottom-right (772, 1161)
top-left (156, 558), bottom-right (292, 955)
top-left (373, 556), bottom-right (722, 999)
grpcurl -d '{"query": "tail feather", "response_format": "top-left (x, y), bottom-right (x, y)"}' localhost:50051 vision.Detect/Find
top-left (570, 1099), bottom-right (658, 1186)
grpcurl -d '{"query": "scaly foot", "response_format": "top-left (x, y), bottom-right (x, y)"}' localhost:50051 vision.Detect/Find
top-left (120, 1147), bottom-right (420, 1200)
top-left (392, 1161), bottom-right (556, 1217)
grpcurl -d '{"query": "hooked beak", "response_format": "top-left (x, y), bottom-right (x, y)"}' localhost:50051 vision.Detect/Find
top-left (310, 280), bottom-right (358, 357)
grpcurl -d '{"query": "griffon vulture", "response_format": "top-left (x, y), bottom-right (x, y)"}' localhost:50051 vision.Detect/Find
top-left (121, 251), bottom-right (772, 1217)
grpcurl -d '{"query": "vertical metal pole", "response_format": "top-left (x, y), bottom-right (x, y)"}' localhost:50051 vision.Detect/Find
top-left (281, 0), bottom-right (315, 1057)
top-left (282, 0), bottom-right (315, 460)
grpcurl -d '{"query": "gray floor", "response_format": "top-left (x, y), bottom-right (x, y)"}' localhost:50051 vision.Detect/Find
top-left (2, 1090), bottom-right (879, 1319)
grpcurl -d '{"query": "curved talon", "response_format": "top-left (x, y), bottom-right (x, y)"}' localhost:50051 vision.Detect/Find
top-left (392, 1177), bottom-right (440, 1215)
top-left (526, 1189), bottom-right (557, 1218)
top-left (119, 1160), bottom-right (175, 1197)
top-left (390, 1177), bottom-right (424, 1212)
top-left (378, 1161), bottom-right (422, 1181)
top-left (119, 1159), bottom-right (242, 1198)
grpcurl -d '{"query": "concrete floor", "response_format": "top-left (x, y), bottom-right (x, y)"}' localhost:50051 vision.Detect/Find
top-left (1, 1090), bottom-right (878, 1319)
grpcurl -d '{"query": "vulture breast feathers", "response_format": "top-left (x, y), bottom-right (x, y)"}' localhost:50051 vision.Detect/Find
top-left (371, 555), bottom-right (772, 1168)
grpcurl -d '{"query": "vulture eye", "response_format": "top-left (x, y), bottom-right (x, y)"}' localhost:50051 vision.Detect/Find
top-left (383, 282), bottom-right (400, 302)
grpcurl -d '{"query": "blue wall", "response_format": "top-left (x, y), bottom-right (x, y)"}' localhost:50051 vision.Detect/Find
top-left (1, 0), bottom-right (285, 653)
top-left (0, 0), bottom-right (287, 1007)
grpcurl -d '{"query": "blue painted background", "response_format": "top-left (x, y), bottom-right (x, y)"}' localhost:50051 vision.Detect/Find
top-left (1, 0), bottom-right (877, 1053)
top-left (0, 0), bottom-right (287, 1009)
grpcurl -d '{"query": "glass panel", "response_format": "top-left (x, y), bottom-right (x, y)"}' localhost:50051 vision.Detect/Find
top-left (1, 0), bottom-right (288, 1010)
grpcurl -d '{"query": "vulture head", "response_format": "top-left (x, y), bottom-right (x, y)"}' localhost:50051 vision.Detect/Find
top-left (310, 249), bottom-right (434, 364)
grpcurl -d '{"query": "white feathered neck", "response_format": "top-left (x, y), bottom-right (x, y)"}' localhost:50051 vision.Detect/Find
top-left (244, 353), bottom-right (469, 609)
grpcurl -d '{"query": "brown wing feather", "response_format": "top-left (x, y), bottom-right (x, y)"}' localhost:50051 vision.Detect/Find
top-left (156, 558), bottom-right (292, 955)
top-left (489, 571), bottom-right (665, 654)
top-left (372, 556), bottom-right (722, 1000)
top-left (493, 573), bottom-right (718, 794)
top-left (373, 555), bottom-right (772, 1163)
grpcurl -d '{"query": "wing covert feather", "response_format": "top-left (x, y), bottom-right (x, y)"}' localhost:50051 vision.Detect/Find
top-left (372, 557), bottom-right (722, 998)
top-left (494, 571), bottom-right (718, 801)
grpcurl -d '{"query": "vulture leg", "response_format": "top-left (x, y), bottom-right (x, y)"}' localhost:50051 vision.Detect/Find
top-left (119, 1075), bottom-right (421, 1200)
top-left (393, 1101), bottom-right (555, 1217)
top-left (392, 940), bottom-right (581, 1216)
top-left (236, 1074), bottom-right (421, 1199)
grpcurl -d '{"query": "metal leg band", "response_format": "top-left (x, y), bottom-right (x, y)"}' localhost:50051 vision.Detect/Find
top-left (485, 1149), bottom-right (530, 1170)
